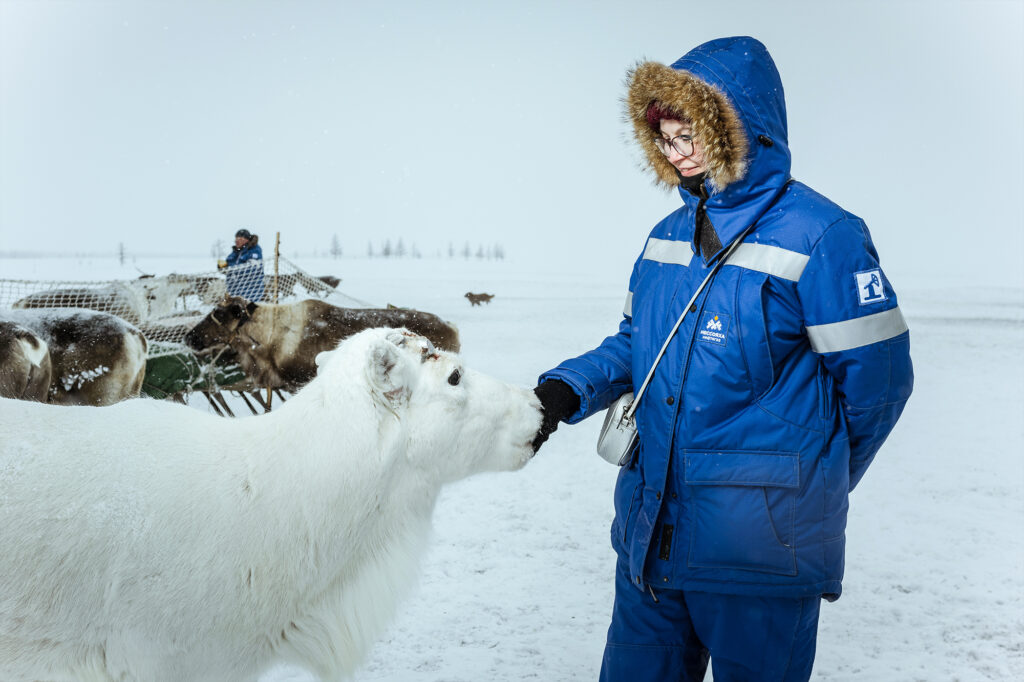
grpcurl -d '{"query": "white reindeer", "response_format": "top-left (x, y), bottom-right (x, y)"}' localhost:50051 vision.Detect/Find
top-left (0, 328), bottom-right (542, 682)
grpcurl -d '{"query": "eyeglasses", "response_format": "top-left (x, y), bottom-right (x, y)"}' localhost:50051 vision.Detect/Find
top-left (653, 134), bottom-right (695, 158)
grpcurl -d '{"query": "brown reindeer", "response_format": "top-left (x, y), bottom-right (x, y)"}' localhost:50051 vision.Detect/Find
top-left (185, 297), bottom-right (460, 391)
top-left (3, 309), bottom-right (147, 406)
top-left (464, 292), bottom-right (495, 306)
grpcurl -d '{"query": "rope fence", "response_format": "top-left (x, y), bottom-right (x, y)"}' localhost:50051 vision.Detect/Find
top-left (0, 255), bottom-right (373, 359)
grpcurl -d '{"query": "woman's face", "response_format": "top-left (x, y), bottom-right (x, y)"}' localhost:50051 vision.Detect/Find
top-left (658, 119), bottom-right (706, 178)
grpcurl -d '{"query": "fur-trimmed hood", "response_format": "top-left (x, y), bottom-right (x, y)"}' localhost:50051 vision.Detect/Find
top-left (626, 37), bottom-right (793, 241)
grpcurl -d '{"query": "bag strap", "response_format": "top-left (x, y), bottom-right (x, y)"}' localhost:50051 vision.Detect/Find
top-left (623, 179), bottom-right (794, 422)
top-left (624, 228), bottom-right (750, 420)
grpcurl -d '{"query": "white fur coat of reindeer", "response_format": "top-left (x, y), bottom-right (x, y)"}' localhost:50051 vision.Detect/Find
top-left (0, 328), bottom-right (542, 682)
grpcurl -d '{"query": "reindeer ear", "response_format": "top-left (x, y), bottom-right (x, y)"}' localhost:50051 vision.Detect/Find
top-left (245, 301), bottom-right (258, 316)
top-left (367, 339), bottom-right (408, 407)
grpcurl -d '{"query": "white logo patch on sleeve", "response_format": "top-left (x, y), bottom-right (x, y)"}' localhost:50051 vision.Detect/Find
top-left (855, 269), bottom-right (887, 305)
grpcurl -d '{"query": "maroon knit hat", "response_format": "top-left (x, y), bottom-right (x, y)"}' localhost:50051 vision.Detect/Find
top-left (645, 100), bottom-right (688, 131)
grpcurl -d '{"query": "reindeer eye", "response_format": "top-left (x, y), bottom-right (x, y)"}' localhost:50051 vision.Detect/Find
top-left (447, 369), bottom-right (461, 386)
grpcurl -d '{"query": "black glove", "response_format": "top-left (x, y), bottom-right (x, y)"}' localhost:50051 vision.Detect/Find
top-left (532, 379), bottom-right (581, 452)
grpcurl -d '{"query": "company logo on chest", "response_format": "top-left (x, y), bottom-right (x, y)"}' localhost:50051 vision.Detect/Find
top-left (697, 311), bottom-right (732, 346)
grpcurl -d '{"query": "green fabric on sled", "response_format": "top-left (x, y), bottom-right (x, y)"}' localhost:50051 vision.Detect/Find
top-left (142, 343), bottom-right (248, 399)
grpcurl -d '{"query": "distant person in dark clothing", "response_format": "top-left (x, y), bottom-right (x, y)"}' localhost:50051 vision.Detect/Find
top-left (219, 229), bottom-right (265, 302)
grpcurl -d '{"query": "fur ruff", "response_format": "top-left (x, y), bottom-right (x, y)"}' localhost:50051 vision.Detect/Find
top-left (625, 60), bottom-right (749, 193)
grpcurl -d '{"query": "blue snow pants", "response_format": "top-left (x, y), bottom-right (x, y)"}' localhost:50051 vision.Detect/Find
top-left (600, 558), bottom-right (821, 682)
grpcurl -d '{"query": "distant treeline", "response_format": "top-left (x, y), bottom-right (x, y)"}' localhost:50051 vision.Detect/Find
top-left (183, 236), bottom-right (503, 261)
top-left (362, 239), bottom-right (505, 261)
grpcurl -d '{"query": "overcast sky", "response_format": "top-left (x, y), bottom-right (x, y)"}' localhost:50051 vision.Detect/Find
top-left (1, 0), bottom-right (1022, 286)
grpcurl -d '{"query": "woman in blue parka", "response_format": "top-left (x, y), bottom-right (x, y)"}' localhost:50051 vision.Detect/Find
top-left (533, 37), bottom-right (913, 681)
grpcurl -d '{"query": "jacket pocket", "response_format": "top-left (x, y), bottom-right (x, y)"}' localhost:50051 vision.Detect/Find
top-left (612, 461), bottom-right (643, 546)
top-left (685, 450), bottom-right (799, 576)
top-left (735, 271), bottom-right (774, 400)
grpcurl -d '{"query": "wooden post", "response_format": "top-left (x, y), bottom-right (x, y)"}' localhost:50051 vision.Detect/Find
top-left (267, 231), bottom-right (281, 409)
top-left (273, 231), bottom-right (281, 304)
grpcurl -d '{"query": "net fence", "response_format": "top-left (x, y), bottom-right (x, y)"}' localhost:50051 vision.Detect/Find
top-left (0, 256), bottom-right (373, 360)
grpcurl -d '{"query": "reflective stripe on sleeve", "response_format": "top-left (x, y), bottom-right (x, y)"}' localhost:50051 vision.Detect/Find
top-left (806, 307), bottom-right (909, 353)
top-left (726, 243), bottom-right (809, 281)
top-left (623, 291), bottom-right (633, 317)
top-left (643, 238), bottom-right (693, 266)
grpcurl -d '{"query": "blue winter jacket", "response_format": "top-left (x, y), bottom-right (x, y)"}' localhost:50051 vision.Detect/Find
top-left (225, 242), bottom-right (265, 302)
top-left (540, 37), bottom-right (912, 600)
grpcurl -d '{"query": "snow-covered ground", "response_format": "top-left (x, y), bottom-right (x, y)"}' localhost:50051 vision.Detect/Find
top-left (1, 254), bottom-right (1021, 681)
